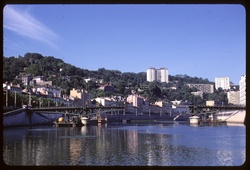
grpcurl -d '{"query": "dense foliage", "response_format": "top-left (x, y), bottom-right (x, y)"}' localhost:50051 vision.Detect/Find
top-left (3, 53), bottom-right (228, 105)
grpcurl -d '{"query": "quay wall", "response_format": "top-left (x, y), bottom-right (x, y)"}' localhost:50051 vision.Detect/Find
top-left (3, 109), bottom-right (188, 128)
top-left (3, 110), bottom-right (62, 128)
top-left (226, 110), bottom-right (246, 123)
top-left (107, 114), bottom-right (188, 122)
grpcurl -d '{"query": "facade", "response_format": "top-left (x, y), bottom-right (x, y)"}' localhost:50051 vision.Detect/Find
top-left (126, 94), bottom-right (144, 113)
top-left (215, 77), bottom-right (230, 90)
top-left (98, 84), bottom-right (115, 92)
top-left (149, 104), bottom-right (162, 114)
top-left (239, 75), bottom-right (246, 106)
top-left (33, 85), bottom-right (61, 98)
top-left (94, 97), bottom-right (121, 107)
top-left (32, 76), bottom-right (46, 83)
top-left (191, 91), bottom-right (204, 98)
top-left (154, 101), bottom-right (172, 114)
top-left (69, 88), bottom-right (92, 107)
top-left (22, 75), bottom-right (32, 86)
top-left (187, 83), bottom-right (214, 93)
top-left (227, 91), bottom-right (240, 105)
top-left (147, 67), bottom-right (168, 83)
top-left (147, 68), bottom-right (156, 82)
top-left (7, 84), bottom-right (22, 94)
top-left (158, 68), bottom-right (169, 83)
top-left (171, 105), bottom-right (189, 116)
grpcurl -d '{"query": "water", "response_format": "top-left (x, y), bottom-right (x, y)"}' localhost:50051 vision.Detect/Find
top-left (3, 121), bottom-right (245, 166)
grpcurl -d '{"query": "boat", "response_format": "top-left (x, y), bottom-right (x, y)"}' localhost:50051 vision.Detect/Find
top-left (189, 115), bottom-right (200, 124)
top-left (216, 110), bottom-right (246, 123)
top-left (88, 114), bottom-right (107, 125)
top-left (80, 116), bottom-right (89, 125)
top-left (54, 115), bottom-right (82, 127)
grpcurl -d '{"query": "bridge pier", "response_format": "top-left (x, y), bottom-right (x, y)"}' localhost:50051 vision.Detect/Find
top-left (26, 109), bottom-right (33, 127)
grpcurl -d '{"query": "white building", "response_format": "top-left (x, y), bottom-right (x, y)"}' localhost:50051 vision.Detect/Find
top-left (147, 68), bottom-right (157, 82)
top-left (7, 83), bottom-right (22, 94)
top-left (215, 77), bottom-right (230, 90)
top-left (159, 68), bottom-right (169, 83)
top-left (187, 83), bottom-right (214, 93)
top-left (33, 85), bottom-right (61, 98)
top-left (239, 75), bottom-right (246, 106)
top-left (147, 67), bottom-right (168, 83)
top-left (191, 91), bottom-right (204, 98)
top-left (227, 91), bottom-right (240, 105)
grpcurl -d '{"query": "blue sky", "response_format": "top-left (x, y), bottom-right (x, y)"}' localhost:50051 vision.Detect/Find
top-left (3, 4), bottom-right (245, 84)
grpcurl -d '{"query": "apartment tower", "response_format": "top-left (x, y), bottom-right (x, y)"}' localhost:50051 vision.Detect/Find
top-left (239, 75), bottom-right (246, 106)
top-left (147, 68), bottom-right (168, 83)
top-left (215, 77), bottom-right (230, 90)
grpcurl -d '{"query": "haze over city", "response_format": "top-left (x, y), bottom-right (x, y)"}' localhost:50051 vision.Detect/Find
top-left (3, 4), bottom-right (245, 84)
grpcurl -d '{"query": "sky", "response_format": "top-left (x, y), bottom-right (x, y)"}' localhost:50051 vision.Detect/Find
top-left (3, 4), bottom-right (246, 84)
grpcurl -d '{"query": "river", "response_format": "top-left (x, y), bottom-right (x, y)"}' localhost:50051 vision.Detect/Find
top-left (3, 121), bottom-right (245, 166)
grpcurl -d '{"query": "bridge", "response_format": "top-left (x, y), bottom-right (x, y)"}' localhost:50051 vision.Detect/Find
top-left (3, 106), bottom-right (125, 127)
top-left (188, 105), bottom-right (246, 114)
top-left (3, 105), bottom-right (246, 127)
top-left (27, 106), bottom-right (125, 116)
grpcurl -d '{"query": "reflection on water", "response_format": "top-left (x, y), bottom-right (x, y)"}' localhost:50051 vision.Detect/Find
top-left (3, 122), bottom-right (245, 166)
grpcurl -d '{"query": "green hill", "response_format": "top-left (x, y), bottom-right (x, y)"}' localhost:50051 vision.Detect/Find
top-left (3, 52), bottom-right (227, 105)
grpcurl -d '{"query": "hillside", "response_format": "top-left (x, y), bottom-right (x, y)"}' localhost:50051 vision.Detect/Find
top-left (3, 52), bottom-right (227, 105)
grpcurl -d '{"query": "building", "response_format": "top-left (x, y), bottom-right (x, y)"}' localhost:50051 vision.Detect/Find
top-left (239, 75), bottom-right (246, 106)
top-left (22, 75), bottom-right (32, 86)
top-left (227, 91), bottom-right (240, 105)
top-left (154, 101), bottom-right (172, 114)
top-left (33, 85), bottom-right (61, 98)
top-left (158, 68), bottom-right (169, 83)
top-left (147, 68), bottom-right (157, 82)
top-left (126, 94), bottom-right (144, 113)
top-left (187, 83), bottom-right (214, 93)
top-left (191, 91), bottom-right (204, 98)
top-left (98, 84), bottom-right (115, 92)
top-left (32, 76), bottom-right (46, 83)
top-left (215, 77), bottom-right (230, 90)
top-left (7, 83), bottom-right (22, 94)
top-left (206, 100), bottom-right (221, 106)
top-left (69, 88), bottom-right (92, 107)
top-left (147, 68), bottom-right (168, 83)
top-left (94, 97), bottom-right (122, 107)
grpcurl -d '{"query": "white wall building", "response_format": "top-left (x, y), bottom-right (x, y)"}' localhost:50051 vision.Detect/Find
top-left (147, 67), bottom-right (168, 83)
top-left (227, 91), bottom-right (240, 105)
top-left (158, 68), bottom-right (169, 83)
top-left (147, 68), bottom-right (156, 82)
top-left (187, 83), bottom-right (214, 93)
top-left (239, 75), bottom-right (246, 106)
top-left (215, 77), bottom-right (230, 90)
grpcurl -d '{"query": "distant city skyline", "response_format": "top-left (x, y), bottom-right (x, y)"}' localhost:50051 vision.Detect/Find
top-left (3, 4), bottom-right (245, 84)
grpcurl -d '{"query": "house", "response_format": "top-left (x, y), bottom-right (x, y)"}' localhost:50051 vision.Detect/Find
top-left (126, 94), bottom-right (144, 114)
top-left (21, 75), bottom-right (32, 86)
top-left (69, 88), bottom-right (92, 107)
top-left (7, 83), bottom-right (22, 94)
top-left (98, 84), bottom-right (115, 92)
top-left (32, 85), bottom-right (61, 98)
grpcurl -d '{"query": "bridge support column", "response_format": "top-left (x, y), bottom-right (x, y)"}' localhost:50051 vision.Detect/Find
top-left (26, 109), bottom-right (33, 127)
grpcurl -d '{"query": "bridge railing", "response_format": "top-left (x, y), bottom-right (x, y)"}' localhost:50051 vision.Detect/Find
top-left (188, 105), bottom-right (246, 114)
top-left (27, 106), bottom-right (125, 115)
